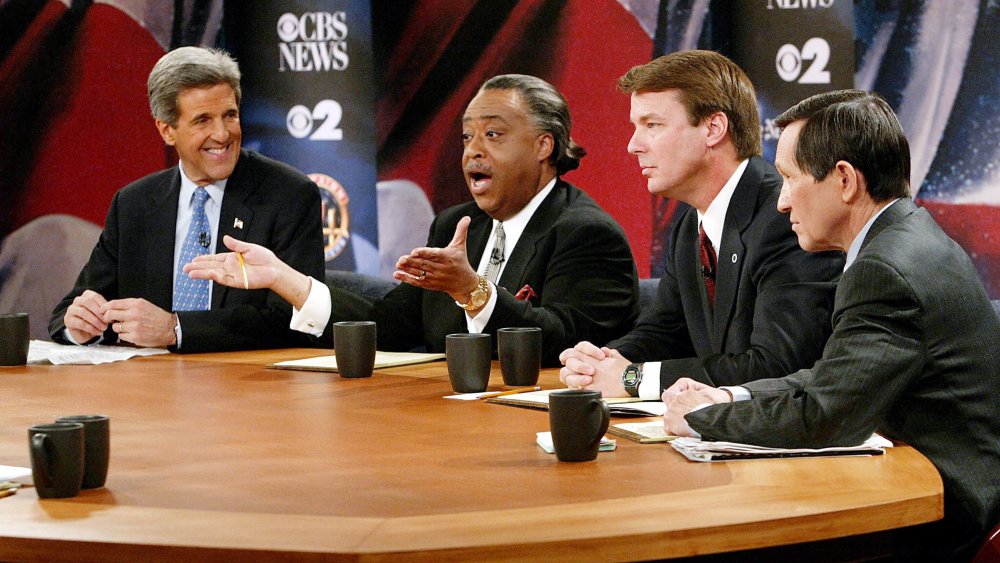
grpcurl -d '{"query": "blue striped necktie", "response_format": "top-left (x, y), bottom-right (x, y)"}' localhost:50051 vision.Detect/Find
top-left (173, 187), bottom-right (211, 311)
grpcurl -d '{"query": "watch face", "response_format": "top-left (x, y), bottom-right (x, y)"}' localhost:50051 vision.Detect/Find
top-left (623, 367), bottom-right (640, 385)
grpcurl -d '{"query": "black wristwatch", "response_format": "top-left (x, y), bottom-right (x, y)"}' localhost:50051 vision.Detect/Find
top-left (622, 363), bottom-right (643, 397)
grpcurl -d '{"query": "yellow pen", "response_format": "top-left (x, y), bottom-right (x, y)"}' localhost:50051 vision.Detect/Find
top-left (238, 252), bottom-right (249, 290)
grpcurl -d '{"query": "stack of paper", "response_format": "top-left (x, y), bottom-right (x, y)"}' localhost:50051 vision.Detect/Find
top-left (671, 434), bottom-right (893, 462)
top-left (486, 389), bottom-right (665, 417)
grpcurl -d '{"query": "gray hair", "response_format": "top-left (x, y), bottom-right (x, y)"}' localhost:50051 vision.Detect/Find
top-left (147, 47), bottom-right (242, 127)
top-left (480, 74), bottom-right (586, 174)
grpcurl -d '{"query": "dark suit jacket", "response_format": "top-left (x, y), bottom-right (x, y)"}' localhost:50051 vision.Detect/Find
top-left (322, 180), bottom-right (639, 366)
top-left (50, 150), bottom-right (325, 353)
top-left (688, 198), bottom-right (1000, 558)
top-left (608, 157), bottom-right (844, 388)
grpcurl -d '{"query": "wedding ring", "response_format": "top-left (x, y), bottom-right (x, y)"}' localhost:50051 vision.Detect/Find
top-left (416, 270), bottom-right (426, 280)
top-left (117, 322), bottom-right (126, 334)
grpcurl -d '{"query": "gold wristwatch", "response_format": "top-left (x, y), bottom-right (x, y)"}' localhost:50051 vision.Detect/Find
top-left (456, 275), bottom-right (490, 311)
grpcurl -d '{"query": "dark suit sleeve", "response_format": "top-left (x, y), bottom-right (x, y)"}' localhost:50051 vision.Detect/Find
top-left (606, 218), bottom-right (695, 362)
top-left (661, 211), bottom-right (840, 387)
top-left (176, 178), bottom-right (325, 352)
top-left (49, 192), bottom-right (125, 343)
top-left (485, 215), bottom-right (639, 366)
top-left (686, 256), bottom-right (924, 448)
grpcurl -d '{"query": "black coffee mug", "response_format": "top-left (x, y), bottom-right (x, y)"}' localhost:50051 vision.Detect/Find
top-left (0, 313), bottom-right (30, 366)
top-left (497, 327), bottom-right (542, 386)
top-left (445, 333), bottom-right (492, 393)
top-left (334, 321), bottom-right (376, 378)
top-left (55, 415), bottom-right (110, 489)
top-left (28, 422), bottom-right (85, 498)
top-left (548, 389), bottom-right (610, 462)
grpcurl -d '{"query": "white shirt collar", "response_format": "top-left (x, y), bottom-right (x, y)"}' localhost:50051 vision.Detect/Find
top-left (697, 159), bottom-right (749, 252)
top-left (845, 198), bottom-right (899, 271)
top-left (178, 161), bottom-right (227, 208)
top-left (477, 177), bottom-right (557, 277)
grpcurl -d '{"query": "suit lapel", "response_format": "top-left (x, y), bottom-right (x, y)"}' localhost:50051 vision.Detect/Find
top-left (213, 151), bottom-right (255, 309)
top-left (144, 170), bottom-right (181, 311)
top-left (713, 158), bottom-right (764, 345)
top-left (675, 209), bottom-right (714, 346)
top-left (465, 210), bottom-right (493, 275)
top-left (497, 181), bottom-right (566, 292)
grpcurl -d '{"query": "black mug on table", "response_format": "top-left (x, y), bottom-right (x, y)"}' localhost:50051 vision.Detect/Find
top-left (334, 321), bottom-right (376, 378)
top-left (497, 327), bottom-right (541, 386)
top-left (548, 389), bottom-right (610, 462)
top-left (0, 312), bottom-right (30, 366)
top-left (55, 415), bottom-right (110, 489)
top-left (28, 422), bottom-right (85, 498)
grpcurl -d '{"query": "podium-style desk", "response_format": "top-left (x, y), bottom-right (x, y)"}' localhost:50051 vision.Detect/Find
top-left (0, 349), bottom-right (941, 561)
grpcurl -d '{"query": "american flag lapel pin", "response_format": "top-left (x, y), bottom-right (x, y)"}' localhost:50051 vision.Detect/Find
top-left (234, 218), bottom-right (244, 229)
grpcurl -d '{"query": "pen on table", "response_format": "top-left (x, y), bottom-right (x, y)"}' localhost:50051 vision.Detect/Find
top-left (0, 488), bottom-right (17, 499)
top-left (238, 252), bottom-right (249, 290)
top-left (479, 386), bottom-right (541, 399)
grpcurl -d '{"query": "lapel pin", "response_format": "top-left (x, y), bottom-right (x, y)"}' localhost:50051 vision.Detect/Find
top-left (234, 218), bottom-right (244, 229)
top-left (731, 253), bottom-right (738, 263)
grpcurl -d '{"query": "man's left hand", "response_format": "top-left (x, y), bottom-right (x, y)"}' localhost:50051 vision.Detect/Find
top-left (661, 378), bottom-right (731, 437)
top-left (558, 341), bottom-right (630, 397)
top-left (394, 216), bottom-right (480, 303)
top-left (102, 298), bottom-right (177, 348)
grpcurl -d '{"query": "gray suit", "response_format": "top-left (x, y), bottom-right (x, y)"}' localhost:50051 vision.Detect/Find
top-left (687, 198), bottom-right (1000, 559)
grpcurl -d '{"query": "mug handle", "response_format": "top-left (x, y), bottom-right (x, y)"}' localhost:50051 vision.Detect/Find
top-left (591, 399), bottom-right (611, 441)
top-left (30, 433), bottom-right (53, 488)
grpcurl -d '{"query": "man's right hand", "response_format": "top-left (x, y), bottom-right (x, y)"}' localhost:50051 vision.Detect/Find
top-left (64, 289), bottom-right (109, 343)
top-left (558, 341), bottom-right (630, 397)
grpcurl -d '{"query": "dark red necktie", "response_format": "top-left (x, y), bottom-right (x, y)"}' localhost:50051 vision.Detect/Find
top-left (699, 224), bottom-right (717, 306)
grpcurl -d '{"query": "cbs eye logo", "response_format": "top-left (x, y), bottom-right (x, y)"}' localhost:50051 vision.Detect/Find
top-left (286, 100), bottom-right (343, 141)
top-left (775, 38), bottom-right (831, 84)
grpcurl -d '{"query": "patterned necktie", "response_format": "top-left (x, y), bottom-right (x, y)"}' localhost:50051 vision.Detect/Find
top-left (173, 187), bottom-right (211, 311)
top-left (483, 222), bottom-right (506, 283)
top-left (699, 223), bottom-right (717, 307)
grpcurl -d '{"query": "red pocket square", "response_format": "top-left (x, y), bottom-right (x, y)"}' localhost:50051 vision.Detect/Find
top-left (515, 284), bottom-right (538, 301)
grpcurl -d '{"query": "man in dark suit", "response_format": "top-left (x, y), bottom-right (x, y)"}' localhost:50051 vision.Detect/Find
top-left (560, 51), bottom-right (843, 399)
top-left (185, 75), bottom-right (639, 365)
top-left (50, 47), bottom-right (324, 353)
top-left (664, 90), bottom-right (1000, 560)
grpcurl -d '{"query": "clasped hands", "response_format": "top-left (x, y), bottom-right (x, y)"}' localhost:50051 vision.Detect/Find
top-left (64, 290), bottom-right (176, 348)
top-left (558, 341), bottom-right (731, 437)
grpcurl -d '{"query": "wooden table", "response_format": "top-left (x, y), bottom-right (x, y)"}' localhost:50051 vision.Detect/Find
top-left (0, 349), bottom-right (942, 561)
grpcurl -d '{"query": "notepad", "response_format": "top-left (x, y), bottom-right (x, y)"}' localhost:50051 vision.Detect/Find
top-left (670, 434), bottom-right (893, 462)
top-left (609, 421), bottom-right (676, 443)
top-left (269, 351), bottom-right (445, 372)
top-left (486, 389), bottom-right (665, 417)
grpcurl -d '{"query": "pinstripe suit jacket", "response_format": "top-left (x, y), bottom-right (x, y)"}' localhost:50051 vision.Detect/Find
top-left (687, 198), bottom-right (1000, 557)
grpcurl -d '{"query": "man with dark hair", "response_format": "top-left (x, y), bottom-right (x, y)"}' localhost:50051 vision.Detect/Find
top-left (663, 90), bottom-right (1000, 560)
top-left (187, 74), bottom-right (639, 365)
top-left (50, 46), bottom-right (325, 353)
top-left (560, 50), bottom-right (843, 398)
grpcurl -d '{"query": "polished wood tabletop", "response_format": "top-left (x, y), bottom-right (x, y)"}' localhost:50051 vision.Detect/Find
top-left (0, 348), bottom-right (942, 561)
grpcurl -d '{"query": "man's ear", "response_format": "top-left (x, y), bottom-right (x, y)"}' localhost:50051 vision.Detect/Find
top-left (155, 119), bottom-right (176, 146)
top-left (535, 132), bottom-right (554, 163)
top-left (705, 111), bottom-right (729, 149)
top-left (836, 161), bottom-right (862, 203)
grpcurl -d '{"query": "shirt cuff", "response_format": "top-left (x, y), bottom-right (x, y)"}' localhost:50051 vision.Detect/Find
top-left (638, 361), bottom-right (661, 400)
top-left (721, 385), bottom-right (751, 402)
top-left (289, 276), bottom-right (331, 337)
top-left (465, 281), bottom-right (498, 333)
top-left (63, 328), bottom-right (103, 346)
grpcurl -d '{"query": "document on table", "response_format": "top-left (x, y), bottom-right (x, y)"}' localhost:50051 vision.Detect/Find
top-left (486, 389), bottom-right (666, 417)
top-left (609, 421), bottom-right (676, 443)
top-left (28, 340), bottom-right (170, 365)
top-left (670, 434), bottom-right (893, 462)
top-left (0, 465), bottom-right (32, 481)
top-left (269, 351), bottom-right (445, 372)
